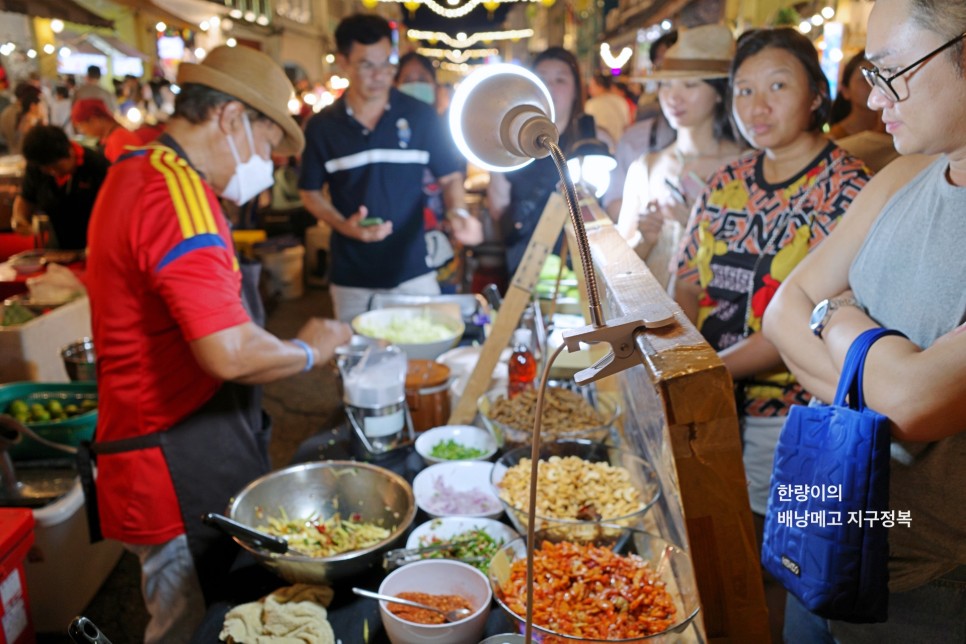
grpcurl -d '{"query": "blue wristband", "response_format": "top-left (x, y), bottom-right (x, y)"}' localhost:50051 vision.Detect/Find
top-left (291, 339), bottom-right (314, 372)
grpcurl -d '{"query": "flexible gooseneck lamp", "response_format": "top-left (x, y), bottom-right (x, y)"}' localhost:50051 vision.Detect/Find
top-left (450, 64), bottom-right (674, 643)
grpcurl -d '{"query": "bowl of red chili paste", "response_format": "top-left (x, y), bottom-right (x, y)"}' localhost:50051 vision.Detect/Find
top-left (377, 558), bottom-right (492, 643)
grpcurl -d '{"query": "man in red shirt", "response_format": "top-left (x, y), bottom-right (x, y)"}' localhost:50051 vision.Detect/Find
top-left (83, 46), bottom-right (350, 643)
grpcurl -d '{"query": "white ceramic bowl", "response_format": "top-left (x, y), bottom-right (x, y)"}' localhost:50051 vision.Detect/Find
top-left (352, 307), bottom-right (464, 361)
top-left (412, 461), bottom-right (503, 520)
top-left (414, 425), bottom-right (498, 466)
top-left (378, 558), bottom-right (492, 644)
top-left (406, 516), bottom-right (520, 551)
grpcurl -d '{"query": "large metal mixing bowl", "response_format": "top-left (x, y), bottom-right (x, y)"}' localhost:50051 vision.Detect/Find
top-left (227, 461), bottom-right (416, 584)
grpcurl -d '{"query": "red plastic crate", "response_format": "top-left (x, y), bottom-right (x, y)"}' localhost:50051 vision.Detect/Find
top-left (0, 509), bottom-right (34, 644)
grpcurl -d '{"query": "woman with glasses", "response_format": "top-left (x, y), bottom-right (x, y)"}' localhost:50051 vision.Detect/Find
top-left (764, 0), bottom-right (966, 640)
top-left (615, 24), bottom-right (744, 288)
top-left (670, 28), bottom-right (871, 641)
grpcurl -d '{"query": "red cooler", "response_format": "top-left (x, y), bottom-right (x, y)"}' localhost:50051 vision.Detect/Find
top-left (0, 509), bottom-right (34, 644)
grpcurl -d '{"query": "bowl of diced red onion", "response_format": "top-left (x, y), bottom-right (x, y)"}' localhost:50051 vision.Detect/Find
top-left (411, 461), bottom-right (504, 520)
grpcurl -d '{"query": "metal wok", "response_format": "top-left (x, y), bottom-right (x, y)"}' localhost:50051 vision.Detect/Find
top-left (225, 460), bottom-right (416, 585)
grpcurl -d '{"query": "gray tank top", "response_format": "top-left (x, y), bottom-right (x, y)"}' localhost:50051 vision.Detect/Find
top-left (850, 156), bottom-right (966, 591)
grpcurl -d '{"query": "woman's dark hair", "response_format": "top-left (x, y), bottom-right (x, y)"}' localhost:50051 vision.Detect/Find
top-left (705, 77), bottom-right (736, 142)
top-left (15, 85), bottom-right (42, 129)
top-left (335, 14), bottom-right (392, 57)
top-left (829, 50), bottom-right (866, 125)
top-left (650, 30), bottom-right (679, 65)
top-left (23, 125), bottom-right (71, 167)
top-left (531, 46), bottom-right (584, 137)
top-left (395, 52), bottom-right (435, 84)
top-left (731, 27), bottom-right (832, 132)
top-left (909, 0), bottom-right (966, 74)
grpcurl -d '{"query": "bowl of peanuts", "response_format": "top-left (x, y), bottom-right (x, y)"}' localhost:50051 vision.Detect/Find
top-left (488, 526), bottom-right (701, 642)
top-left (490, 439), bottom-right (661, 538)
top-left (477, 386), bottom-right (620, 449)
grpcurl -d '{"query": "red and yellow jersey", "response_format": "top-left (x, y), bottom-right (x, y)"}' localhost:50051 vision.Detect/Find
top-left (86, 143), bottom-right (250, 544)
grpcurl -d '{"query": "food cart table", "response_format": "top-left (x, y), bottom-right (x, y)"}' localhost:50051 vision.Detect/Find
top-left (191, 423), bottom-right (518, 643)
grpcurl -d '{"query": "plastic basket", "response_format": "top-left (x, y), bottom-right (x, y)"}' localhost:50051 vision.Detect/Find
top-left (0, 382), bottom-right (97, 461)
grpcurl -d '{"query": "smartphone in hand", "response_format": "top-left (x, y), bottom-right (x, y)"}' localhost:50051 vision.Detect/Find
top-left (359, 217), bottom-right (385, 227)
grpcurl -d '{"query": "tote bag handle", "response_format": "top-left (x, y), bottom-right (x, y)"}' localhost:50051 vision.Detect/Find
top-left (834, 327), bottom-right (907, 410)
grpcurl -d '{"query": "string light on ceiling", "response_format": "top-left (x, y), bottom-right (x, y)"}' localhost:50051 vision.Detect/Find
top-left (441, 61), bottom-right (476, 73)
top-left (600, 43), bottom-right (632, 69)
top-left (407, 28), bottom-right (533, 48)
top-left (418, 46), bottom-right (499, 63)
top-left (378, 0), bottom-right (539, 20)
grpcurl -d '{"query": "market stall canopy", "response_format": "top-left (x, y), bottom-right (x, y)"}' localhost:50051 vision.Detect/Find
top-left (0, 0), bottom-right (113, 28)
top-left (60, 30), bottom-right (149, 59)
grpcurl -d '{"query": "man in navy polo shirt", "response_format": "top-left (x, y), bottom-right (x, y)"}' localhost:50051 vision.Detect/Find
top-left (299, 13), bottom-right (482, 322)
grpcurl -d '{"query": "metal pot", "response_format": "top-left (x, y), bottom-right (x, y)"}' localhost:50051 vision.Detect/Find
top-left (225, 461), bottom-right (416, 585)
top-left (61, 338), bottom-right (96, 382)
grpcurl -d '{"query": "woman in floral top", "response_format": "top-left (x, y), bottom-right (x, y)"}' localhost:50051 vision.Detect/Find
top-left (671, 27), bottom-right (871, 639)
top-left (673, 27), bottom-right (871, 512)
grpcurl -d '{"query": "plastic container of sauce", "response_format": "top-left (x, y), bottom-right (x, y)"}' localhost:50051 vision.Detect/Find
top-left (405, 360), bottom-right (451, 433)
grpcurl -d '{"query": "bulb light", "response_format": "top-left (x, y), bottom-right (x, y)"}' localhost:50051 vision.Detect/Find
top-left (600, 43), bottom-right (632, 69)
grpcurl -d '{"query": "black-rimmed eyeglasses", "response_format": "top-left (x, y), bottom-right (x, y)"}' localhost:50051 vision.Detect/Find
top-left (861, 31), bottom-right (966, 102)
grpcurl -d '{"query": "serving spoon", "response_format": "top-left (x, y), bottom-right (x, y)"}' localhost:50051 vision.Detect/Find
top-left (352, 587), bottom-right (472, 622)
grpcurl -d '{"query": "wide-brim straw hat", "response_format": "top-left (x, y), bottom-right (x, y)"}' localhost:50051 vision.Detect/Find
top-left (178, 45), bottom-right (304, 156)
top-left (634, 24), bottom-right (735, 82)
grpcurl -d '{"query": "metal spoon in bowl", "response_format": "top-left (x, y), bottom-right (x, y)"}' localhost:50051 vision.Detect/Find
top-left (351, 587), bottom-right (472, 622)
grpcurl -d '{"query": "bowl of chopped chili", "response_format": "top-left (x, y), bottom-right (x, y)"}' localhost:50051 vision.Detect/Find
top-left (488, 527), bottom-right (701, 642)
top-left (378, 558), bottom-right (492, 644)
top-left (491, 439), bottom-right (661, 538)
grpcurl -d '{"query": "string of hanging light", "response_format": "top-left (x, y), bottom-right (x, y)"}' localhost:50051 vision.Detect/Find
top-left (417, 46), bottom-right (499, 63)
top-left (406, 28), bottom-right (533, 48)
top-left (376, 0), bottom-right (539, 20)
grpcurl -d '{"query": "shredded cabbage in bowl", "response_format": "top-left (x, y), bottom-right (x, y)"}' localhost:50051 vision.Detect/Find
top-left (356, 315), bottom-right (457, 345)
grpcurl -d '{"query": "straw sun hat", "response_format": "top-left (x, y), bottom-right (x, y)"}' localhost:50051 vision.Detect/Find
top-left (178, 45), bottom-right (305, 155)
top-left (637, 24), bottom-right (735, 81)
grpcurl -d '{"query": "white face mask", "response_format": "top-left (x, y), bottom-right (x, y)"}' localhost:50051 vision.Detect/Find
top-left (221, 113), bottom-right (274, 205)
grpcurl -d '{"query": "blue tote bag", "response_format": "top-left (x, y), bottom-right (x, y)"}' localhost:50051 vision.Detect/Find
top-left (762, 327), bottom-right (906, 623)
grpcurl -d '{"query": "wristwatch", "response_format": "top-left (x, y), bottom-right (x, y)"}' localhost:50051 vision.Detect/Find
top-left (809, 296), bottom-right (859, 338)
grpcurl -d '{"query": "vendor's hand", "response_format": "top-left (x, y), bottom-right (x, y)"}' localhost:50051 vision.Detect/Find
top-left (448, 211), bottom-right (483, 246)
top-left (638, 201), bottom-right (666, 247)
top-left (11, 215), bottom-right (31, 236)
top-left (296, 318), bottom-right (352, 366)
top-left (339, 206), bottom-right (393, 242)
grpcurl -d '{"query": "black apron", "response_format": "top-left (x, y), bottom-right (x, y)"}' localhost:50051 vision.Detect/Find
top-left (78, 259), bottom-right (272, 605)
